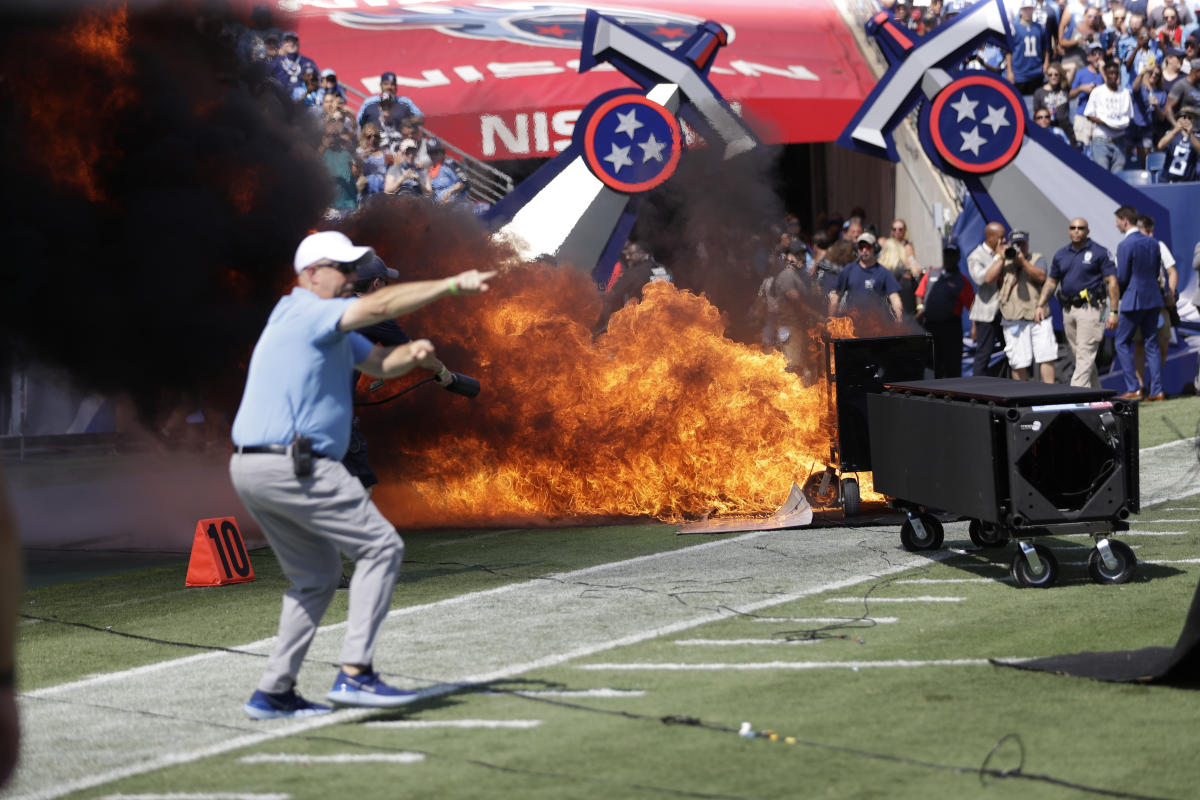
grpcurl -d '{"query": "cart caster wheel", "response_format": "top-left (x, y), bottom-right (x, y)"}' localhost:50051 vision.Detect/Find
top-left (1087, 540), bottom-right (1137, 585)
top-left (1009, 544), bottom-right (1058, 588)
top-left (900, 515), bottom-right (944, 551)
top-left (802, 470), bottom-right (838, 507)
top-left (841, 477), bottom-right (860, 517)
top-left (968, 519), bottom-right (1009, 548)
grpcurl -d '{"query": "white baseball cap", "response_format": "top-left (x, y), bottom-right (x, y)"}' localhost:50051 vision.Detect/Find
top-left (292, 231), bottom-right (374, 274)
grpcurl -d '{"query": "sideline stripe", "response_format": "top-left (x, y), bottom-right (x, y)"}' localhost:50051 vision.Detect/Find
top-left (752, 616), bottom-right (898, 624)
top-left (509, 689), bottom-right (644, 698)
top-left (674, 638), bottom-right (819, 646)
top-left (1124, 530), bottom-right (1190, 536)
top-left (1131, 519), bottom-right (1200, 523)
top-left (238, 753), bottom-right (423, 765)
top-left (365, 719), bottom-right (541, 730)
top-left (98, 794), bottom-right (290, 800)
top-left (894, 578), bottom-right (994, 585)
top-left (578, 659), bottom-right (1011, 671)
top-left (1143, 558), bottom-right (1200, 565)
top-left (826, 596), bottom-right (965, 603)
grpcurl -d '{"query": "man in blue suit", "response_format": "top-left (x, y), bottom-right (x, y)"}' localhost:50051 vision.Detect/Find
top-left (1112, 205), bottom-right (1165, 400)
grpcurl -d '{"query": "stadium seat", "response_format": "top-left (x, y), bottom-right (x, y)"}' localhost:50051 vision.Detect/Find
top-left (1116, 169), bottom-right (1154, 186)
top-left (1146, 151), bottom-right (1166, 180)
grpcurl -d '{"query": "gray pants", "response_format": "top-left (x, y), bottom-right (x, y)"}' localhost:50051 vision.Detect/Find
top-left (230, 453), bottom-right (403, 695)
top-left (1063, 304), bottom-right (1106, 388)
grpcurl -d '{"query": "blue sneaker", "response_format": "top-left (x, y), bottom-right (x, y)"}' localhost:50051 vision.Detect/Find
top-left (243, 688), bottom-right (333, 720)
top-left (326, 667), bottom-right (418, 708)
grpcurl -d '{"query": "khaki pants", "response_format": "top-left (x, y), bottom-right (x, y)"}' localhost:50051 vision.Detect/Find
top-left (1063, 304), bottom-right (1106, 388)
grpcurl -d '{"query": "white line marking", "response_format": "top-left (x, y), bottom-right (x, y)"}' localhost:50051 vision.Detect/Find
top-left (364, 719), bottom-right (542, 730)
top-left (1123, 530), bottom-right (1191, 536)
top-left (751, 616), bottom-right (898, 624)
top-left (826, 596), bottom-right (965, 603)
top-left (1140, 436), bottom-right (1199, 453)
top-left (237, 753), bottom-right (424, 765)
top-left (578, 659), bottom-right (1009, 671)
top-left (427, 529), bottom-right (523, 548)
top-left (1139, 558), bottom-right (1200, 565)
top-left (1129, 519), bottom-right (1200, 523)
top-left (894, 578), bottom-right (994, 585)
top-left (509, 689), bottom-right (645, 698)
top-left (98, 794), bottom-right (291, 800)
top-left (674, 638), bottom-right (820, 646)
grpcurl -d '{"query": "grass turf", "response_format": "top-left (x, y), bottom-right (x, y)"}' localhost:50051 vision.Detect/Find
top-left (15, 402), bottom-right (1200, 800)
top-left (24, 505), bottom-right (1200, 800)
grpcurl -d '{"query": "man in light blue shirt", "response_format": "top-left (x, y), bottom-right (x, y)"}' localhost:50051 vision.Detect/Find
top-left (231, 230), bottom-right (494, 719)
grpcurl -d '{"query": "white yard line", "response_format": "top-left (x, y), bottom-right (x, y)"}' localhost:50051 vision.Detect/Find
top-left (238, 753), bottom-right (424, 764)
top-left (364, 719), bottom-right (542, 730)
top-left (577, 659), bottom-right (1006, 671)
top-left (674, 638), bottom-right (820, 646)
top-left (894, 578), bottom-right (995, 585)
top-left (98, 795), bottom-right (291, 800)
top-left (751, 616), bottom-right (899, 624)
top-left (825, 596), bottom-right (965, 603)
top-left (509, 689), bottom-right (645, 698)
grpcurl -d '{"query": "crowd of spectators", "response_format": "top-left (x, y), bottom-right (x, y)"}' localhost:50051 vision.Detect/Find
top-left (881, 0), bottom-right (1200, 179)
top-left (232, 6), bottom-right (471, 219)
top-left (739, 204), bottom-right (1184, 397)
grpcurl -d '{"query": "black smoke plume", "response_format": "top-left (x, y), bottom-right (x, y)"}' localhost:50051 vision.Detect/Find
top-left (0, 1), bottom-right (329, 421)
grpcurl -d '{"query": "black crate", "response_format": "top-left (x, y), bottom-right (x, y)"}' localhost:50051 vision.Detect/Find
top-left (867, 377), bottom-right (1138, 527)
top-left (826, 334), bottom-right (932, 472)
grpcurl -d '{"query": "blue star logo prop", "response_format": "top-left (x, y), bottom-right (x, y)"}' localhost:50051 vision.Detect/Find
top-left (920, 73), bottom-right (1025, 175)
top-left (580, 92), bottom-right (682, 193)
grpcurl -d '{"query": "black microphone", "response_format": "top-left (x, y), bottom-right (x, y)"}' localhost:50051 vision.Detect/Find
top-left (441, 371), bottom-right (480, 398)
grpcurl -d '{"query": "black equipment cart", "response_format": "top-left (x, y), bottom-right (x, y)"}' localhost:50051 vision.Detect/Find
top-left (867, 376), bottom-right (1139, 587)
top-left (803, 334), bottom-right (932, 516)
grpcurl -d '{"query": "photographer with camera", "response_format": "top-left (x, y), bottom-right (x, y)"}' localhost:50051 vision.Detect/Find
top-left (230, 231), bottom-right (494, 719)
top-left (998, 231), bottom-right (1058, 383)
top-left (967, 222), bottom-right (1009, 377)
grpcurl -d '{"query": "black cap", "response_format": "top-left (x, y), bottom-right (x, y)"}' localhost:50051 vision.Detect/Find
top-left (381, 71), bottom-right (397, 83)
top-left (358, 256), bottom-right (399, 282)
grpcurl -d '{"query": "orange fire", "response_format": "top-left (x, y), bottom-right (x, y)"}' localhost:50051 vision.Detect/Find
top-left (9, 4), bottom-right (135, 203)
top-left (368, 264), bottom-right (876, 526)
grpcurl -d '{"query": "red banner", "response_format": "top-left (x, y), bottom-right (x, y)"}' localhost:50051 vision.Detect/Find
top-left (289, 0), bottom-right (877, 160)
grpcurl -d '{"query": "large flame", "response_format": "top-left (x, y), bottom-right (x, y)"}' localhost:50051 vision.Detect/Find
top-left (368, 263), bottom-right (875, 526)
top-left (15, 5), bottom-right (136, 203)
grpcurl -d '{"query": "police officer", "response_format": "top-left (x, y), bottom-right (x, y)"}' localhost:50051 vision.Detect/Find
top-left (1035, 218), bottom-right (1119, 388)
top-left (231, 231), bottom-right (493, 719)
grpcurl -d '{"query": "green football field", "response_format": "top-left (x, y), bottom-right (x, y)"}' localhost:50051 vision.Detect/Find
top-left (8, 396), bottom-right (1200, 800)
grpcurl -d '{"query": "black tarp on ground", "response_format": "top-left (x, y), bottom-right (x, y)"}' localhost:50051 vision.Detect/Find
top-left (992, 579), bottom-right (1200, 686)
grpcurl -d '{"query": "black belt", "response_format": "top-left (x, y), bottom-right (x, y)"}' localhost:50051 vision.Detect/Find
top-left (234, 444), bottom-right (331, 459)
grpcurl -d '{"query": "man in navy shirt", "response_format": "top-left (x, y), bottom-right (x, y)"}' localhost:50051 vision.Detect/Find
top-left (270, 31), bottom-right (317, 95)
top-left (1035, 217), bottom-right (1119, 387)
top-left (1157, 105), bottom-right (1200, 179)
top-left (828, 232), bottom-right (903, 321)
top-left (230, 231), bottom-right (493, 719)
top-left (1112, 205), bottom-right (1165, 399)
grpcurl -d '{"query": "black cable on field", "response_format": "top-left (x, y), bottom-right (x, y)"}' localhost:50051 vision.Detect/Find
top-left (18, 613), bottom-right (270, 659)
top-left (22, 531), bottom-right (1169, 800)
top-left (288, 729), bottom-right (757, 800)
top-left (491, 690), bottom-right (1172, 800)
